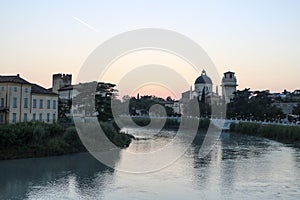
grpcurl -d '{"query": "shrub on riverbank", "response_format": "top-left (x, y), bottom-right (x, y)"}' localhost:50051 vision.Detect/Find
top-left (0, 121), bottom-right (133, 160)
top-left (119, 116), bottom-right (211, 130)
top-left (230, 122), bottom-right (300, 143)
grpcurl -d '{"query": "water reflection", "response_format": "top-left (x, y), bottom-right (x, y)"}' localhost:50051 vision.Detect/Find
top-left (0, 152), bottom-right (118, 199)
top-left (190, 132), bottom-right (300, 199)
top-left (1, 131), bottom-right (300, 199)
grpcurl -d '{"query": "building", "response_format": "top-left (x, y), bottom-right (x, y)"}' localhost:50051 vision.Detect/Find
top-left (163, 100), bottom-right (181, 115)
top-left (194, 70), bottom-right (213, 97)
top-left (181, 69), bottom-right (222, 105)
top-left (0, 74), bottom-right (58, 124)
top-left (293, 89), bottom-right (300, 95)
top-left (221, 71), bottom-right (238, 103)
top-left (52, 73), bottom-right (72, 94)
top-left (272, 102), bottom-right (298, 115)
top-left (53, 74), bottom-right (98, 117)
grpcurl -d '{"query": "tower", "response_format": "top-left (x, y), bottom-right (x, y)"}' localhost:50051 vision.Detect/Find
top-left (221, 71), bottom-right (237, 103)
top-left (52, 73), bottom-right (72, 94)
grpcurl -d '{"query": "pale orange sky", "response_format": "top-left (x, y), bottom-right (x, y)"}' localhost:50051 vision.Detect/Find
top-left (1, 1), bottom-right (299, 98)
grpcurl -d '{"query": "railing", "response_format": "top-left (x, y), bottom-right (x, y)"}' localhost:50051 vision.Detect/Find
top-left (119, 115), bottom-right (300, 129)
top-left (0, 106), bottom-right (9, 112)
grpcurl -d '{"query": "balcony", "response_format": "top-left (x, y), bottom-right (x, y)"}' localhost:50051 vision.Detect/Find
top-left (0, 106), bottom-right (9, 112)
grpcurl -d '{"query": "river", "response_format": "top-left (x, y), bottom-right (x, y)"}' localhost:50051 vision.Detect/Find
top-left (0, 129), bottom-right (300, 199)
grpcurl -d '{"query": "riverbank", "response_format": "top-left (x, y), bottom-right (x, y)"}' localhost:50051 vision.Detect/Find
top-left (120, 116), bottom-right (211, 130)
top-left (230, 122), bottom-right (300, 144)
top-left (0, 121), bottom-right (133, 160)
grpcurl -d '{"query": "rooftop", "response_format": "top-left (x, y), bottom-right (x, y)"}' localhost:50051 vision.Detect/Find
top-left (0, 74), bottom-right (57, 96)
top-left (0, 74), bottom-right (31, 85)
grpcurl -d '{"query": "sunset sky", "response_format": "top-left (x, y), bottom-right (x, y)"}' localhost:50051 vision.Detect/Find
top-left (1, 0), bottom-right (299, 99)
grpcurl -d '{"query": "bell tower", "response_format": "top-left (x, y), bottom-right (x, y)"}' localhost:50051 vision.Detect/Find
top-left (221, 71), bottom-right (237, 103)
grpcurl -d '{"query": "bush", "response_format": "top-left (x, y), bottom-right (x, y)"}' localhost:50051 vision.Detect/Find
top-left (231, 122), bottom-right (300, 143)
top-left (45, 137), bottom-right (68, 155)
top-left (100, 121), bottom-right (132, 147)
top-left (33, 125), bottom-right (49, 145)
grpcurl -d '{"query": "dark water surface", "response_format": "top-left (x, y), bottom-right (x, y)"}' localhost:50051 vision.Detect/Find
top-left (1, 130), bottom-right (300, 199)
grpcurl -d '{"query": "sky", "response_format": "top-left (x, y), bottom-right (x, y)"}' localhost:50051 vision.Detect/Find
top-left (0, 0), bottom-right (299, 98)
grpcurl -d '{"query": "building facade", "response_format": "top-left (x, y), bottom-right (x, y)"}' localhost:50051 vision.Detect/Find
top-left (0, 75), bottom-right (58, 124)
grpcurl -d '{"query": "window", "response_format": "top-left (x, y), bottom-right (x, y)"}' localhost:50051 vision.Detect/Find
top-left (13, 97), bottom-right (17, 108)
top-left (39, 99), bottom-right (43, 109)
top-left (14, 87), bottom-right (17, 92)
top-left (12, 113), bottom-right (17, 123)
top-left (47, 113), bottom-right (50, 122)
top-left (25, 88), bottom-right (29, 93)
top-left (33, 113), bottom-right (36, 121)
top-left (24, 98), bottom-right (28, 108)
top-left (53, 100), bottom-right (57, 109)
top-left (33, 99), bottom-right (37, 108)
top-left (24, 113), bottom-right (27, 122)
top-left (47, 100), bottom-right (51, 109)
top-left (0, 98), bottom-right (4, 107)
top-left (53, 113), bottom-right (56, 123)
top-left (1, 86), bottom-right (4, 91)
top-left (39, 113), bottom-right (42, 122)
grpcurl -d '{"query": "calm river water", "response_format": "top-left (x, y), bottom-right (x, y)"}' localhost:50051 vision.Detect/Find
top-left (1, 130), bottom-right (300, 199)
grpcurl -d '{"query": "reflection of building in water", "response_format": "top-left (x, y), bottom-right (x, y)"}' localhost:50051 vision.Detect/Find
top-left (181, 69), bottom-right (238, 105)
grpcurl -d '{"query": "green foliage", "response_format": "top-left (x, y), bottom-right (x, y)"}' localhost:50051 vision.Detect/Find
top-left (182, 98), bottom-right (211, 118)
top-left (127, 95), bottom-right (176, 117)
top-left (33, 125), bottom-right (49, 145)
top-left (0, 120), bottom-right (133, 160)
top-left (58, 99), bottom-right (72, 121)
top-left (230, 122), bottom-right (300, 143)
top-left (227, 89), bottom-right (285, 120)
top-left (72, 81), bottom-right (118, 121)
top-left (293, 104), bottom-right (300, 115)
top-left (100, 121), bottom-right (132, 147)
top-left (45, 137), bottom-right (68, 155)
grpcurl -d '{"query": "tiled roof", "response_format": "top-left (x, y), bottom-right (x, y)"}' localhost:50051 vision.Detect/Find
top-left (0, 75), bottom-right (31, 84)
top-left (0, 75), bottom-right (57, 96)
top-left (31, 84), bottom-right (57, 96)
top-left (58, 85), bottom-right (74, 91)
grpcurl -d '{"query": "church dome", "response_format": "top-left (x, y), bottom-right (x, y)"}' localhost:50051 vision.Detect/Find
top-left (195, 70), bottom-right (212, 84)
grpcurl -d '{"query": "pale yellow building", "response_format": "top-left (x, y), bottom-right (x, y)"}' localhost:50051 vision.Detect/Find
top-left (0, 75), bottom-right (58, 124)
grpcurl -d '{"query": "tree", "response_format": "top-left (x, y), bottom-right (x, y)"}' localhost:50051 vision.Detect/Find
top-left (122, 95), bottom-right (131, 103)
top-left (182, 97), bottom-right (211, 117)
top-left (166, 96), bottom-right (173, 101)
top-left (293, 104), bottom-right (300, 115)
top-left (73, 81), bottom-right (98, 116)
top-left (227, 88), bottom-right (284, 120)
top-left (201, 87), bottom-right (206, 104)
top-left (58, 99), bottom-right (72, 121)
top-left (72, 81), bottom-right (118, 121)
top-left (95, 82), bottom-right (118, 121)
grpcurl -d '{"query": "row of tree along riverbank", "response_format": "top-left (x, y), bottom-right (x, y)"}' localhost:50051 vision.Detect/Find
top-left (230, 122), bottom-right (300, 144)
top-left (0, 121), bottom-right (133, 160)
top-left (120, 117), bottom-right (211, 130)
